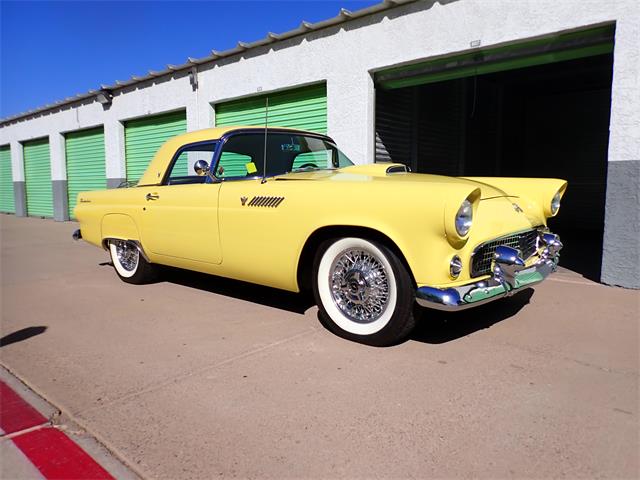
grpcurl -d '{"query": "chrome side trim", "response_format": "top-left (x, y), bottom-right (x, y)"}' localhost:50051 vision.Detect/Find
top-left (102, 238), bottom-right (151, 263)
top-left (416, 231), bottom-right (562, 312)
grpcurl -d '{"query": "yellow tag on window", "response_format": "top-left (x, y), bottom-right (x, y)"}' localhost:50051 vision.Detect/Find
top-left (246, 162), bottom-right (257, 174)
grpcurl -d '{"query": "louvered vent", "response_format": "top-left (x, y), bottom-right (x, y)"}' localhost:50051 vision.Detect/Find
top-left (247, 196), bottom-right (285, 208)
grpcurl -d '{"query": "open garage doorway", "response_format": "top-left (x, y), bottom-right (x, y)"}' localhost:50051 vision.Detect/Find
top-left (374, 26), bottom-right (614, 282)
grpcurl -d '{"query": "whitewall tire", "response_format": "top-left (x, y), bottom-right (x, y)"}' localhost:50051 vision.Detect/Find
top-left (109, 240), bottom-right (157, 284)
top-left (312, 237), bottom-right (415, 346)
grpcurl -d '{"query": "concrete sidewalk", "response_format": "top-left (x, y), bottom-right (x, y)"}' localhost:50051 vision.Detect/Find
top-left (0, 366), bottom-right (136, 479)
top-left (1, 214), bottom-right (638, 479)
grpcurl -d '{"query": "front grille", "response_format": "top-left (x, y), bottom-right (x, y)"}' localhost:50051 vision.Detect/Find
top-left (471, 229), bottom-right (540, 277)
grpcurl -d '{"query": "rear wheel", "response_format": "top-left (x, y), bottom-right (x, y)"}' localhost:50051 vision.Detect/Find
top-left (312, 237), bottom-right (415, 346)
top-left (109, 240), bottom-right (157, 284)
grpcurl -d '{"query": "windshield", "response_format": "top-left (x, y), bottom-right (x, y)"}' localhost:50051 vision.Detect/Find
top-left (215, 132), bottom-right (354, 179)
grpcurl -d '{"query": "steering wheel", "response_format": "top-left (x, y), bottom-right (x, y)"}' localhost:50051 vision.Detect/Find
top-left (297, 163), bottom-right (319, 170)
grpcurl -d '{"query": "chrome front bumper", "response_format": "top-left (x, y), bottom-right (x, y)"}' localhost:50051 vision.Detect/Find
top-left (416, 232), bottom-right (562, 311)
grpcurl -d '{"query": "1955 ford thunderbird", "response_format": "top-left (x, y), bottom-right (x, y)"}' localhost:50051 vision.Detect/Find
top-left (73, 126), bottom-right (566, 346)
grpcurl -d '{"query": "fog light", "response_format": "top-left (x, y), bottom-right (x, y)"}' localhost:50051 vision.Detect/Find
top-left (450, 255), bottom-right (463, 279)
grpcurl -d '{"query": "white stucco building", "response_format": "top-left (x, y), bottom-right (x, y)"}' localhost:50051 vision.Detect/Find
top-left (0, 0), bottom-right (638, 287)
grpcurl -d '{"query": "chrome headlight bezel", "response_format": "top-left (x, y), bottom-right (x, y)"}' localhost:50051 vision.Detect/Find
top-left (455, 199), bottom-right (473, 237)
top-left (550, 191), bottom-right (561, 216)
top-left (449, 255), bottom-right (463, 279)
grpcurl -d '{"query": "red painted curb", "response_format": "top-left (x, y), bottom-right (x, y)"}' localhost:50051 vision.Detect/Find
top-left (1, 380), bottom-right (114, 480)
top-left (12, 427), bottom-right (114, 480)
top-left (0, 380), bottom-right (48, 434)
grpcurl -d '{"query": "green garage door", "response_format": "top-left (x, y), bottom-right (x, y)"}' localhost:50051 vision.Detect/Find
top-left (215, 83), bottom-right (327, 176)
top-left (125, 110), bottom-right (187, 182)
top-left (24, 138), bottom-right (53, 217)
top-left (66, 127), bottom-right (106, 218)
top-left (216, 83), bottom-right (327, 132)
top-left (0, 145), bottom-right (14, 213)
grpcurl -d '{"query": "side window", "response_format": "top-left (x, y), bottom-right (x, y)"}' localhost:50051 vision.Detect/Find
top-left (216, 151), bottom-right (254, 178)
top-left (166, 142), bottom-right (216, 185)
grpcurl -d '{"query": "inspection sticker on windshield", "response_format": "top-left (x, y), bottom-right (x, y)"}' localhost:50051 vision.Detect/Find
top-left (281, 143), bottom-right (301, 152)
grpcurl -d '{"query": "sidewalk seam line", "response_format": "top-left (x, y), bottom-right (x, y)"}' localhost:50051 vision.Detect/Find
top-left (75, 326), bottom-right (319, 418)
top-left (0, 363), bottom-right (144, 480)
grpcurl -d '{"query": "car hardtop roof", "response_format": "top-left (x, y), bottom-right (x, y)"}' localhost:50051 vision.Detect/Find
top-left (137, 125), bottom-right (332, 186)
top-left (171, 125), bottom-right (330, 145)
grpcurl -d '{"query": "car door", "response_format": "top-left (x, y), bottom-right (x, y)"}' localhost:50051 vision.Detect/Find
top-left (140, 142), bottom-right (222, 264)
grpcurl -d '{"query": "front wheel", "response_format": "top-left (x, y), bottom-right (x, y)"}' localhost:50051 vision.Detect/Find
top-left (312, 237), bottom-right (416, 346)
top-left (109, 240), bottom-right (158, 284)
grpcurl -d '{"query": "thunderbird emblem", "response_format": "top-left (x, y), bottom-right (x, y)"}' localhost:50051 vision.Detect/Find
top-left (513, 203), bottom-right (524, 213)
top-left (240, 196), bottom-right (248, 206)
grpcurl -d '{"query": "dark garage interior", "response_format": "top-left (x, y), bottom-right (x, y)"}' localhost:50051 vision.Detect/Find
top-left (375, 50), bottom-right (614, 282)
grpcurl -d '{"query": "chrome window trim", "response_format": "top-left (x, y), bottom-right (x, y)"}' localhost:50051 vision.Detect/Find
top-left (161, 139), bottom-right (219, 186)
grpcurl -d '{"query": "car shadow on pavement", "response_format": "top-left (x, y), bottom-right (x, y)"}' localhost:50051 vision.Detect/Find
top-left (102, 262), bottom-right (534, 342)
top-left (0, 326), bottom-right (48, 348)
top-left (159, 266), bottom-right (315, 315)
top-left (410, 288), bottom-right (534, 344)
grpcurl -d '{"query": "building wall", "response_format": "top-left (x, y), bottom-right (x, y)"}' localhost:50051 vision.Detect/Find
top-left (0, 0), bottom-right (638, 286)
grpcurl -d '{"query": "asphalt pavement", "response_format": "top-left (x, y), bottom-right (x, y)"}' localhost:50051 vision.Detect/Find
top-left (1, 214), bottom-right (638, 479)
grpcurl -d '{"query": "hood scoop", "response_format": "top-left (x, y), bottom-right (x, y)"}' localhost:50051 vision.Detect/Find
top-left (385, 164), bottom-right (409, 174)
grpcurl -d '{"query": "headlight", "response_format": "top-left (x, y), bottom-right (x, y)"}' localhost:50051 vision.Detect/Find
top-left (455, 199), bottom-right (473, 237)
top-left (550, 191), bottom-right (561, 216)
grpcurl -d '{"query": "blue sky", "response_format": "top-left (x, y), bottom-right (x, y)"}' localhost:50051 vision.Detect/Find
top-left (0, 0), bottom-right (379, 118)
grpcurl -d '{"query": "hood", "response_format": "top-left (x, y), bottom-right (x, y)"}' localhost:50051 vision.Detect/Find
top-left (276, 163), bottom-right (512, 199)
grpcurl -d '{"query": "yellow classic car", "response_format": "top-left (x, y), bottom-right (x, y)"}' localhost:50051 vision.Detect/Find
top-left (73, 126), bottom-right (566, 346)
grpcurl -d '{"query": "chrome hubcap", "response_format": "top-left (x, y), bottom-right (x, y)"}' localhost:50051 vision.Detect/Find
top-left (329, 248), bottom-right (390, 323)
top-left (115, 240), bottom-right (138, 272)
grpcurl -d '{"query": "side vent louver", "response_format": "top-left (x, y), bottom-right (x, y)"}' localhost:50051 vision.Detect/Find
top-left (247, 196), bottom-right (285, 208)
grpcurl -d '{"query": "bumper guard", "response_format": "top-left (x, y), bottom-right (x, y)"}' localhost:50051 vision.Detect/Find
top-left (416, 232), bottom-right (562, 311)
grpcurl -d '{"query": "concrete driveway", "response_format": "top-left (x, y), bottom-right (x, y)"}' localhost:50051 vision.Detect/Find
top-left (1, 214), bottom-right (638, 479)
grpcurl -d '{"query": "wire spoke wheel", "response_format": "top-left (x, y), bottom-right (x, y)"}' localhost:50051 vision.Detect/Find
top-left (114, 240), bottom-right (139, 272)
top-left (330, 248), bottom-right (390, 324)
top-left (109, 239), bottom-right (157, 284)
top-left (313, 237), bottom-right (415, 346)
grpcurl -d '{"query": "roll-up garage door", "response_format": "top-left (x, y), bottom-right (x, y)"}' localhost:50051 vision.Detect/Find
top-left (66, 127), bottom-right (106, 218)
top-left (375, 88), bottom-right (415, 167)
top-left (0, 145), bottom-right (14, 213)
top-left (374, 25), bottom-right (615, 282)
top-left (375, 26), bottom-right (614, 90)
top-left (125, 110), bottom-right (187, 182)
top-left (24, 138), bottom-right (53, 217)
top-left (215, 84), bottom-right (327, 176)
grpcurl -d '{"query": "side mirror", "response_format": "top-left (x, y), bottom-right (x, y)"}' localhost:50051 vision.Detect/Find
top-left (194, 160), bottom-right (209, 176)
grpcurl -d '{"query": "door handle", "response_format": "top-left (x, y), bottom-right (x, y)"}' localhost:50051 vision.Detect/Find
top-left (146, 193), bottom-right (159, 201)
